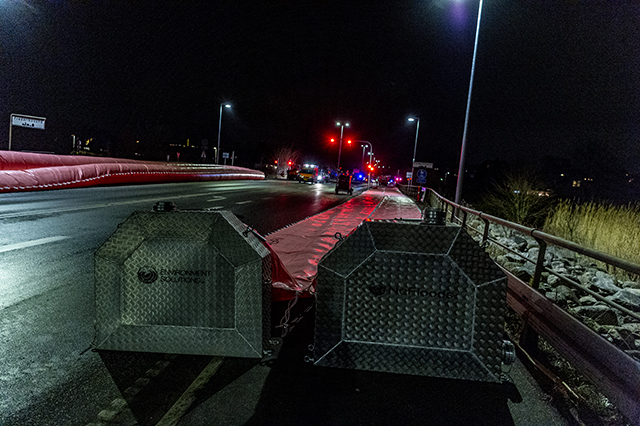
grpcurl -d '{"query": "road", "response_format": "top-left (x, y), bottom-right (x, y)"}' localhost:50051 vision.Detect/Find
top-left (0, 179), bottom-right (361, 425)
top-left (1, 179), bottom-right (567, 426)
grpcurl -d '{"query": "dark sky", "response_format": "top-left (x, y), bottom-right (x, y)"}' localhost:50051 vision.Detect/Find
top-left (1, 0), bottom-right (639, 175)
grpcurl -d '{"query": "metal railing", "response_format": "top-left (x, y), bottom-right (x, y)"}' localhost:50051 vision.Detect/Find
top-left (400, 186), bottom-right (640, 425)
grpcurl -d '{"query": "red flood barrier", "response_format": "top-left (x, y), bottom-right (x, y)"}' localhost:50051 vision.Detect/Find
top-left (0, 151), bottom-right (264, 192)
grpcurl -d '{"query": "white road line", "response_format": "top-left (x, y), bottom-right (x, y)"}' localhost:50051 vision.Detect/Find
top-left (0, 192), bottom-right (213, 220)
top-left (235, 200), bottom-right (252, 205)
top-left (207, 206), bottom-right (224, 210)
top-left (156, 357), bottom-right (224, 426)
top-left (0, 236), bottom-right (70, 253)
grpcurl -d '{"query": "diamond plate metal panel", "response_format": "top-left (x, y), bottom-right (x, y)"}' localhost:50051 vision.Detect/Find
top-left (94, 210), bottom-right (270, 358)
top-left (315, 220), bottom-right (507, 382)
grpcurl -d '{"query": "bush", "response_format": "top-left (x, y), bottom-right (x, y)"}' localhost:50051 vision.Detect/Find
top-left (479, 170), bottom-right (553, 227)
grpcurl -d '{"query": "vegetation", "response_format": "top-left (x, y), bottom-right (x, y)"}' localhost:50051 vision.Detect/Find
top-left (478, 169), bottom-right (553, 227)
top-left (544, 200), bottom-right (640, 270)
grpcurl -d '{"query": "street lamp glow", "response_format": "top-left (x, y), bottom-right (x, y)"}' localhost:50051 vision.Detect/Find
top-left (217, 102), bottom-right (232, 165)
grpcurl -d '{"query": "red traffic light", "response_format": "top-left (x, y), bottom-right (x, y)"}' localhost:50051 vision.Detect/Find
top-left (347, 140), bottom-right (352, 145)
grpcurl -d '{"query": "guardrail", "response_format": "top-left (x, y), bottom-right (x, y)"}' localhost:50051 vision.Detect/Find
top-left (398, 186), bottom-right (640, 425)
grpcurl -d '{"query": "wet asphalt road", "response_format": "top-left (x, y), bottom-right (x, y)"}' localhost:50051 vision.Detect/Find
top-left (1, 179), bottom-right (568, 426)
top-left (0, 179), bottom-right (359, 425)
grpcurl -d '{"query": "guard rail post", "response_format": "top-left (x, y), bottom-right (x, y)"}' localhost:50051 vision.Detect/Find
top-left (520, 238), bottom-right (547, 354)
top-left (481, 217), bottom-right (490, 246)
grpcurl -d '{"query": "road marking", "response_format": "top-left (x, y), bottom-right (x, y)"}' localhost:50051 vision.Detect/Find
top-left (0, 236), bottom-right (70, 253)
top-left (207, 206), bottom-right (224, 210)
top-left (0, 192), bottom-right (213, 220)
top-left (207, 195), bottom-right (226, 202)
top-left (156, 356), bottom-right (224, 426)
top-left (235, 200), bottom-right (252, 205)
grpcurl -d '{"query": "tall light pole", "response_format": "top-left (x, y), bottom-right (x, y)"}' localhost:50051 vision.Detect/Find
top-left (216, 103), bottom-right (231, 165)
top-left (408, 117), bottom-right (420, 187)
top-left (455, 0), bottom-right (484, 204)
top-left (336, 121), bottom-right (349, 172)
top-left (355, 140), bottom-right (373, 189)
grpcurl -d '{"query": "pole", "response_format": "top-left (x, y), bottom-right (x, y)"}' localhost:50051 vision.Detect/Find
top-left (455, 0), bottom-right (483, 204)
top-left (337, 124), bottom-right (344, 171)
top-left (216, 104), bottom-right (223, 165)
top-left (410, 119), bottom-right (420, 187)
top-left (8, 114), bottom-right (13, 151)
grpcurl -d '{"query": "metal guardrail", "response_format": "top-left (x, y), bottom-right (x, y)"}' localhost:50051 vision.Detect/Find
top-left (399, 186), bottom-right (640, 425)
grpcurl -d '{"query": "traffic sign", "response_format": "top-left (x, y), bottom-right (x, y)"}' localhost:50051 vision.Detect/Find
top-left (416, 168), bottom-right (427, 184)
top-left (222, 152), bottom-right (230, 159)
top-left (413, 162), bottom-right (433, 169)
top-left (11, 114), bottom-right (45, 130)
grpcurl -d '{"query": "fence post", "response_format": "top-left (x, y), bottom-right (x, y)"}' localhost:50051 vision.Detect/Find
top-left (531, 238), bottom-right (547, 290)
top-left (520, 238), bottom-right (547, 354)
top-left (481, 217), bottom-right (490, 246)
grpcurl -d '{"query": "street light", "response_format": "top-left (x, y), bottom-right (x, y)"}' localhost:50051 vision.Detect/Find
top-left (408, 117), bottom-right (420, 187)
top-left (355, 140), bottom-right (373, 189)
top-left (336, 121), bottom-right (350, 172)
top-left (216, 103), bottom-right (231, 165)
top-left (455, 0), bottom-right (484, 204)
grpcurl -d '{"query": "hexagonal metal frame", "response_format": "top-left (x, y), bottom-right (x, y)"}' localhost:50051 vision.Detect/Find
top-left (94, 210), bottom-right (271, 358)
top-left (315, 220), bottom-right (507, 382)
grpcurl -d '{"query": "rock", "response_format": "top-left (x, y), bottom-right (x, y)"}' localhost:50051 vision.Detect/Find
top-left (619, 323), bottom-right (640, 335)
top-left (500, 261), bottom-right (524, 274)
top-left (579, 295), bottom-right (598, 305)
top-left (573, 305), bottom-right (619, 326)
top-left (545, 285), bottom-right (579, 305)
top-left (515, 263), bottom-right (536, 282)
top-left (547, 274), bottom-right (562, 287)
top-left (511, 235), bottom-right (528, 251)
top-left (615, 324), bottom-right (639, 347)
top-left (590, 271), bottom-right (621, 295)
top-left (548, 247), bottom-right (577, 264)
top-left (621, 281), bottom-right (640, 290)
top-left (579, 271), bottom-right (595, 287)
top-left (527, 247), bottom-right (554, 265)
top-left (550, 260), bottom-right (567, 272)
top-left (607, 289), bottom-right (640, 313)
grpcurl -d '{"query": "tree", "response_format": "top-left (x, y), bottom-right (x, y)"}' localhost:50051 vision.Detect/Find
top-left (480, 169), bottom-right (553, 227)
top-left (273, 145), bottom-right (301, 176)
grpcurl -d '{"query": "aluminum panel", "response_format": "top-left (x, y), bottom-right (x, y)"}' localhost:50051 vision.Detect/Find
top-left (94, 210), bottom-right (270, 358)
top-left (315, 220), bottom-right (507, 382)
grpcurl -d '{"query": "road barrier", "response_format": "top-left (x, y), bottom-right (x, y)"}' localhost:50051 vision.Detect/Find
top-left (314, 219), bottom-right (515, 383)
top-left (94, 209), bottom-right (271, 358)
top-left (0, 150), bottom-right (264, 192)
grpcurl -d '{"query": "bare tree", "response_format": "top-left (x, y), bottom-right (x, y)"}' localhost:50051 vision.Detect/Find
top-left (273, 145), bottom-right (301, 176)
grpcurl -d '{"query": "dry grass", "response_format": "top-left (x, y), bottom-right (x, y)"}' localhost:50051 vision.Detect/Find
top-left (544, 200), bottom-right (640, 273)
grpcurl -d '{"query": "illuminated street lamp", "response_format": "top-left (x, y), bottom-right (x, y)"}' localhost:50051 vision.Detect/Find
top-left (455, 0), bottom-right (484, 204)
top-left (336, 121), bottom-right (350, 172)
top-left (408, 117), bottom-right (420, 187)
top-left (216, 103), bottom-right (231, 165)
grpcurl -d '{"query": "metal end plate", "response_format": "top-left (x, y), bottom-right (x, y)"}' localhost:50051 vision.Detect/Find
top-left (94, 210), bottom-right (270, 358)
top-left (315, 221), bottom-right (507, 382)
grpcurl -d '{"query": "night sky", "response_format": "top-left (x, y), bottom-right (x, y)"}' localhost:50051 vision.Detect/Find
top-left (2, 0), bottom-right (639, 176)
